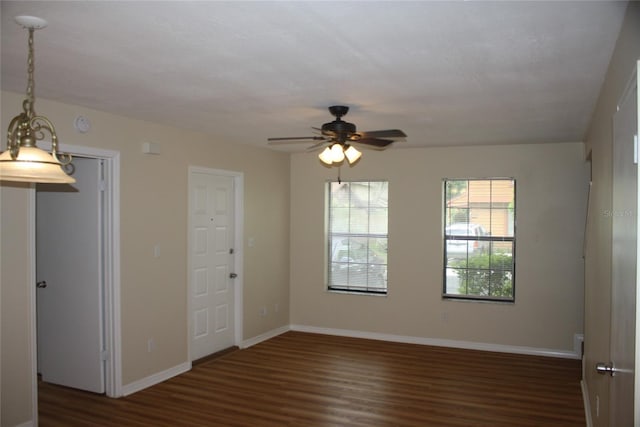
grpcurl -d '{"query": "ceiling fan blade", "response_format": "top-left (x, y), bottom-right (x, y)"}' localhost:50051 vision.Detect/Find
top-left (354, 138), bottom-right (395, 149)
top-left (355, 129), bottom-right (407, 139)
top-left (268, 139), bottom-right (326, 146)
top-left (306, 141), bottom-right (328, 151)
top-left (268, 136), bottom-right (325, 141)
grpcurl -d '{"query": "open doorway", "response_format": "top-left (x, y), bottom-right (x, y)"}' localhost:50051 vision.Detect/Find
top-left (36, 157), bottom-right (106, 393)
top-left (28, 144), bottom-right (121, 422)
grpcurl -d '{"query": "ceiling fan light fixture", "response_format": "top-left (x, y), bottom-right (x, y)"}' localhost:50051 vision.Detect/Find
top-left (0, 16), bottom-right (75, 184)
top-left (270, 105), bottom-right (406, 168)
top-left (344, 145), bottom-right (362, 164)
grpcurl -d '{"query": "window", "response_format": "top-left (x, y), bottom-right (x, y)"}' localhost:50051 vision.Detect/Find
top-left (443, 179), bottom-right (515, 301)
top-left (327, 181), bottom-right (388, 294)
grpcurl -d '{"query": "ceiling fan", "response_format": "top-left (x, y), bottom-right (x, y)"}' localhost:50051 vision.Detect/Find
top-left (267, 106), bottom-right (407, 166)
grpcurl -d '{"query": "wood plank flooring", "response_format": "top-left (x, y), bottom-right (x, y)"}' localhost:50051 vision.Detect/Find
top-left (39, 331), bottom-right (585, 426)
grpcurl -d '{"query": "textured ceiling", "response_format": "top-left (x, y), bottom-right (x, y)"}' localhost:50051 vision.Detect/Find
top-left (0, 1), bottom-right (627, 151)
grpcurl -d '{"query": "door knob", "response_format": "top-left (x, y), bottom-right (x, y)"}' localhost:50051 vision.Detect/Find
top-left (596, 362), bottom-right (618, 376)
top-left (229, 273), bottom-right (238, 279)
top-left (36, 280), bottom-right (47, 288)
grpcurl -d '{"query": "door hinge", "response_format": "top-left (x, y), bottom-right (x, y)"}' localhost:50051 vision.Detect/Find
top-left (99, 180), bottom-right (107, 192)
top-left (101, 350), bottom-right (109, 361)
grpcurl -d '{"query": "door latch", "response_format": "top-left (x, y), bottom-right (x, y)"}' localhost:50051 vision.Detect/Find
top-left (229, 273), bottom-right (238, 279)
top-left (36, 280), bottom-right (47, 288)
top-left (596, 362), bottom-right (617, 376)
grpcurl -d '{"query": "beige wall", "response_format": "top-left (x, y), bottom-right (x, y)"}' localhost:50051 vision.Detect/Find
top-left (291, 142), bottom-right (588, 352)
top-left (583, 3), bottom-right (640, 425)
top-left (0, 91), bottom-right (290, 424)
top-left (1, 183), bottom-right (35, 427)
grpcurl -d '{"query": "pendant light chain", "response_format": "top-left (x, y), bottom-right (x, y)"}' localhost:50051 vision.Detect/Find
top-left (25, 28), bottom-right (36, 119)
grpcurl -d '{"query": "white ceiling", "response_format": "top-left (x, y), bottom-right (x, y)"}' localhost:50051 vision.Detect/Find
top-left (0, 1), bottom-right (627, 151)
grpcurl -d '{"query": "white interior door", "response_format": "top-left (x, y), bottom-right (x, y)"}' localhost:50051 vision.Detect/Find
top-left (190, 171), bottom-right (236, 360)
top-left (608, 64), bottom-right (638, 426)
top-left (36, 157), bottom-right (105, 393)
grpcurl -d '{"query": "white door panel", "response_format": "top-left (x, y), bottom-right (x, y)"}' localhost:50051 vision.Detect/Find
top-left (609, 64), bottom-right (638, 426)
top-left (36, 157), bottom-right (105, 393)
top-left (190, 172), bottom-right (235, 360)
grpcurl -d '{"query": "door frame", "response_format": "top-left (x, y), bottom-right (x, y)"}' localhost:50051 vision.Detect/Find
top-left (187, 166), bottom-right (244, 361)
top-left (634, 61), bottom-right (640, 426)
top-left (28, 143), bottom-right (121, 421)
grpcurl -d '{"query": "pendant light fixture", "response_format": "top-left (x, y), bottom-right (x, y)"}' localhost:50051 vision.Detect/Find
top-left (0, 16), bottom-right (75, 184)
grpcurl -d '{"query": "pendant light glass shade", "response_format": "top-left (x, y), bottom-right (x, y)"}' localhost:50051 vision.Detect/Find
top-left (0, 147), bottom-right (75, 183)
top-left (330, 144), bottom-right (345, 162)
top-left (319, 146), bottom-right (334, 165)
top-left (1, 16), bottom-right (75, 184)
top-left (344, 145), bottom-right (362, 164)
top-left (318, 143), bottom-right (363, 166)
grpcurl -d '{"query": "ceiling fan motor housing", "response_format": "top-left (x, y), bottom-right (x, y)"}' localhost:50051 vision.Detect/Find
top-left (322, 105), bottom-right (356, 142)
top-left (321, 120), bottom-right (356, 138)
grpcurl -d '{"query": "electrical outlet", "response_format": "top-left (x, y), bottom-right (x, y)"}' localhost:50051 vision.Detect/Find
top-left (147, 338), bottom-right (155, 353)
top-left (260, 306), bottom-right (267, 317)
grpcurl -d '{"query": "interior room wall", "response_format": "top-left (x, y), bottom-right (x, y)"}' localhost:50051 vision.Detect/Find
top-left (583, 3), bottom-right (640, 425)
top-left (0, 91), bottom-right (290, 424)
top-left (1, 183), bottom-right (35, 427)
top-left (290, 142), bottom-right (589, 354)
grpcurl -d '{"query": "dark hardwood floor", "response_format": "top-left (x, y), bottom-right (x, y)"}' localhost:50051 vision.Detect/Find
top-left (39, 331), bottom-right (585, 426)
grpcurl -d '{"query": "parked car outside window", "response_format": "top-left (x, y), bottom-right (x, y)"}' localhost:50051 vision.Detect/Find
top-left (445, 222), bottom-right (489, 258)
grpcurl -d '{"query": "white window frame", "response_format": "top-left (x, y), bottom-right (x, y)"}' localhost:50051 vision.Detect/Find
top-left (443, 178), bottom-right (516, 302)
top-left (326, 180), bottom-right (389, 295)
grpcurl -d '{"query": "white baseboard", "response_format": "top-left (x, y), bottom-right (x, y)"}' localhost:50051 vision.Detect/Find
top-left (290, 324), bottom-right (581, 359)
top-left (121, 361), bottom-right (191, 396)
top-left (582, 379), bottom-right (593, 427)
top-left (241, 325), bottom-right (290, 349)
top-left (14, 421), bottom-right (35, 427)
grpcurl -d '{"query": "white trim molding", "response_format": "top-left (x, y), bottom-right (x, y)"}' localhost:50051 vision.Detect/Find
top-left (28, 189), bottom-right (38, 427)
top-left (574, 333), bottom-right (584, 358)
top-left (581, 378), bottom-right (593, 427)
top-left (290, 325), bottom-right (582, 359)
top-left (121, 362), bottom-right (191, 396)
top-left (241, 325), bottom-right (290, 349)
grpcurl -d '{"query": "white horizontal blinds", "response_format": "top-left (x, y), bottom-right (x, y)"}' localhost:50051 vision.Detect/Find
top-left (328, 181), bottom-right (388, 294)
top-left (444, 179), bottom-right (515, 301)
